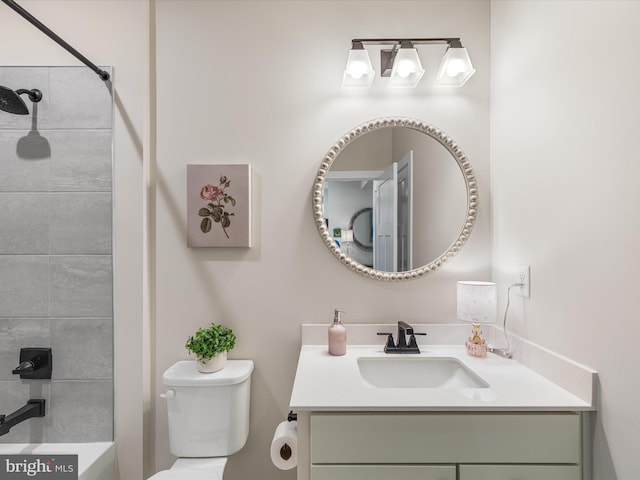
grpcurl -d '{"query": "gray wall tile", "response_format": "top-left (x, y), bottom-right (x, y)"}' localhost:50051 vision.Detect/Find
top-left (1, 66), bottom-right (113, 444)
top-left (48, 68), bottom-right (112, 129)
top-left (0, 193), bottom-right (49, 254)
top-left (0, 318), bottom-right (50, 381)
top-left (50, 256), bottom-right (113, 317)
top-left (49, 130), bottom-right (112, 192)
top-left (0, 256), bottom-right (49, 317)
top-left (49, 381), bottom-right (112, 442)
top-left (0, 131), bottom-right (49, 192)
top-left (50, 318), bottom-right (112, 380)
top-left (50, 193), bottom-right (112, 254)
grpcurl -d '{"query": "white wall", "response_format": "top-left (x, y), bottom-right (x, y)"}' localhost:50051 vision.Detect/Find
top-left (0, 2), bottom-right (147, 478)
top-left (153, 1), bottom-right (490, 479)
top-left (491, 1), bottom-right (640, 479)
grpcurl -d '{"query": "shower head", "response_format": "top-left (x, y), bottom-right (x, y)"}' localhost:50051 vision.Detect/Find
top-left (0, 85), bottom-right (42, 115)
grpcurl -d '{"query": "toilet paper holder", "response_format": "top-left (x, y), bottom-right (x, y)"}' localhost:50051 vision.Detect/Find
top-left (278, 412), bottom-right (297, 461)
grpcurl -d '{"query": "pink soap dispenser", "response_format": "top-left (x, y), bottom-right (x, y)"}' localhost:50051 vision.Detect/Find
top-left (328, 309), bottom-right (347, 356)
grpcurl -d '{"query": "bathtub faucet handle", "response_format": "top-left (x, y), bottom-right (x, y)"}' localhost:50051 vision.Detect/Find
top-left (12, 360), bottom-right (36, 374)
top-left (11, 348), bottom-right (52, 379)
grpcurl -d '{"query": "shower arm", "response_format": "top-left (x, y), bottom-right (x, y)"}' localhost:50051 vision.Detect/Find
top-left (1, 0), bottom-right (110, 82)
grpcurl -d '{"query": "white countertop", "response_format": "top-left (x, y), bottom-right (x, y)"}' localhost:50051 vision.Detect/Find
top-left (289, 343), bottom-right (596, 412)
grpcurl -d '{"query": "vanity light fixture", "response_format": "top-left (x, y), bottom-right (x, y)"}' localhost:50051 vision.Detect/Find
top-left (342, 37), bottom-right (475, 89)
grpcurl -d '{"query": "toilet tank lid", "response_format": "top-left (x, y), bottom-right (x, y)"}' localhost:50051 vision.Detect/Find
top-left (163, 360), bottom-right (254, 387)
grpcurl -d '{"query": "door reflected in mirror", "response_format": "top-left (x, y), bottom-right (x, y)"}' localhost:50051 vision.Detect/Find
top-left (313, 118), bottom-right (477, 281)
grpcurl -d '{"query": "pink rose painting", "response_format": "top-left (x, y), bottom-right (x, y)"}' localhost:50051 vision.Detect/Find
top-left (187, 164), bottom-right (251, 247)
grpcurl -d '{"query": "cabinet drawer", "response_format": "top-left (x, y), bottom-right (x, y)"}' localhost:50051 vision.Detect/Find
top-left (312, 465), bottom-right (456, 480)
top-left (311, 412), bottom-right (580, 464)
top-left (459, 464), bottom-right (581, 480)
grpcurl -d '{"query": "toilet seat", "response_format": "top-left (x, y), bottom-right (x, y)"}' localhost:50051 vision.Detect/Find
top-left (147, 458), bottom-right (226, 480)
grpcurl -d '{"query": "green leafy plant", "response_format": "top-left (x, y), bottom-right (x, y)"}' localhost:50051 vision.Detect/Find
top-left (185, 323), bottom-right (236, 364)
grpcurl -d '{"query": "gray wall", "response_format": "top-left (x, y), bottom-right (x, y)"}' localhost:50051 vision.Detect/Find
top-left (0, 66), bottom-right (113, 443)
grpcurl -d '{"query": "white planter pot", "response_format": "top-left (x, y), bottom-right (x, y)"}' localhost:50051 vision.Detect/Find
top-left (197, 351), bottom-right (227, 373)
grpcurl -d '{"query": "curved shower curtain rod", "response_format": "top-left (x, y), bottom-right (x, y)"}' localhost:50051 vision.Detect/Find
top-left (1, 0), bottom-right (110, 82)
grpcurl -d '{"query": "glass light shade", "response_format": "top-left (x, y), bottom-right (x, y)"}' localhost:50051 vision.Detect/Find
top-left (388, 48), bottom-right (425, 88)
top-left (435, 46), bottom-right (476, 87)
top-left (457, 281), bottom-right (497, 324)
top-left (342, 48), bottom-right (374, 88)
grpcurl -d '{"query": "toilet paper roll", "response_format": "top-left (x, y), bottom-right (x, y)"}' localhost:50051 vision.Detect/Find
top-left (270, 420), bottom-right (297, 470)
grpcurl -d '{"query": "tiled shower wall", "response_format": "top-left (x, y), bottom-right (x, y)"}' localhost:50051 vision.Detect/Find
top-left (0, 67), bottom-right (113, 442)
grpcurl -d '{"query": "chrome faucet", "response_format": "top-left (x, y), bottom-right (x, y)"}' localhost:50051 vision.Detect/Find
top-left (377, 321), bottom-right (426, 354)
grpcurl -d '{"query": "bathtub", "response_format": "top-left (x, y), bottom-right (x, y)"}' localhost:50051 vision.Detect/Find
top-left (0, 442), bottom-right (115, 480)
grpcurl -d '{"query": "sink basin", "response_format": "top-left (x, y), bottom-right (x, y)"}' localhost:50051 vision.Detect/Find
top-left (357, 356), bottom-right (489, 389)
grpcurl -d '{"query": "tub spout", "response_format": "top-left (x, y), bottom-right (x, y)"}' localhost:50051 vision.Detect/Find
top-left (0, 399), bottom-right (45, 437)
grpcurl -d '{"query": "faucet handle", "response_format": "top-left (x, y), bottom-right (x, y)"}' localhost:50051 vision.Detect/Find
top-left (377, 332), bottom-right (395, 352)
top-left (12, 348), bottom-right (52, 379)
top-left (407, 332), bottom-right (427, 351)
top-left (12, 360), bottom-right (35, 375)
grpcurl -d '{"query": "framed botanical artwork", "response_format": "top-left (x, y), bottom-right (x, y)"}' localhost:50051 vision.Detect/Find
top-left (187, 164), bottom-right (251, 247)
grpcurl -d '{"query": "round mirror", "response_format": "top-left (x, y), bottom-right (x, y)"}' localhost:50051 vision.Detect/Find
top-left (312, 117), bottom-right (477, 281)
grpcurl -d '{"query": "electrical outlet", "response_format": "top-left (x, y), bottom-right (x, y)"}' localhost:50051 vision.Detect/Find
top-left (515, 265), bottom-right (530, 298)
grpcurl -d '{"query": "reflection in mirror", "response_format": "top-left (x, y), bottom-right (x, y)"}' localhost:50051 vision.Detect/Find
top-left (350, 207), bottom-right (373, 253)
top-left (313, 118), bottom-right (477, 281)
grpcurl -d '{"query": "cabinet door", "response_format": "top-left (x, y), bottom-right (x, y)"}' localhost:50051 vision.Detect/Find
top-left (311, 412), bottom-right (581, 464)
top-left (312, 465), bottom-right (456, 480)
top-left (459, 465), bottom-right (581, 480)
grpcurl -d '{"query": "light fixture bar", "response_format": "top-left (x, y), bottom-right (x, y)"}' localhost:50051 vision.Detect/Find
top-left (351, 37), bottom-right (460, 46)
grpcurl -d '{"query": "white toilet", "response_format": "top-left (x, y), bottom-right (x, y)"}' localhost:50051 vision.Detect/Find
top-left (150, 359), bottom-right (254, 479)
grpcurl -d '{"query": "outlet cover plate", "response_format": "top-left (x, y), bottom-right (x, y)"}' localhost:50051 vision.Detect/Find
top-left (515, 265), bottom-right (530, 298)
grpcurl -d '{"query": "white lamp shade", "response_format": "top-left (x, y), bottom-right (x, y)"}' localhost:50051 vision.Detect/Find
top-left (435, 46), bottom-right (476, 87)
top-left (341, 229), bottom-right (354, 243)
top-left (342, 48), bottom-right (374, 88)
top-left (457, 281), bottom-right (497, 323)
top-left (388, 48), bottom-right (425, 88)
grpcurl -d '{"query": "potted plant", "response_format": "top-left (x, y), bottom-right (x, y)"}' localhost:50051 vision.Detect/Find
top-left (185, 323), bottom-right (236, 373)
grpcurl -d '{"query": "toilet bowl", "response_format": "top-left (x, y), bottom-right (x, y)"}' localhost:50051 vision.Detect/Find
top-left (148, 360), bottom-right (254, 480)
top-left (148, 458), bottom-right (226, 480)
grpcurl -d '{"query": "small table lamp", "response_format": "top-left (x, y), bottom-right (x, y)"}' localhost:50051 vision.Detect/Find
top-left (457, 281), bottom-right (497, 358)
top-left (341, 229), bottom-right (354, 255)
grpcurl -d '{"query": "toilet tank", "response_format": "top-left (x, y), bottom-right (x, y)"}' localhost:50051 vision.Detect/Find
top-left (162, 360), bottom-right (254, 458)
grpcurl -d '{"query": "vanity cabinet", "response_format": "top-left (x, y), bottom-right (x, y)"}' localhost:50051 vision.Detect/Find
top-left (310, 412), bottom-right (585, 480)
